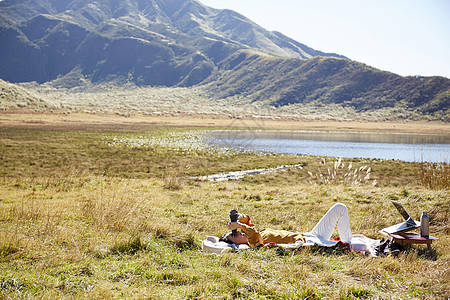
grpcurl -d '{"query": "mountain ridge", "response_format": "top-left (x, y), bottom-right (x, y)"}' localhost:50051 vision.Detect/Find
top-left (0, 0), bottom-right (345, 85)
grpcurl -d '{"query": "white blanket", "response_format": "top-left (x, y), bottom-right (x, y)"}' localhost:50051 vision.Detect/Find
top-left (202, 236), bottom-right (250, 254)
top-left (202, 234), bottom-right (378, 255)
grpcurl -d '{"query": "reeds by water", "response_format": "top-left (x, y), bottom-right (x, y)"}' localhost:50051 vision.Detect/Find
top-left (418, 156), bottom-right (449, 189)
top-left (308, 157), bottom-right (377, 186)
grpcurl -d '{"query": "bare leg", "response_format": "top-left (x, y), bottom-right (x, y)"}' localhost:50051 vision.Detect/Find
top-left (308, 203), bottom-right (352, 243)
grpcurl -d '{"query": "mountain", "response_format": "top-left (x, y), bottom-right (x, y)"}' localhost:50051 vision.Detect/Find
top-left (0, 0), bottom-right (343, 85)
top-left (0, 0), bottom-right (449, 120)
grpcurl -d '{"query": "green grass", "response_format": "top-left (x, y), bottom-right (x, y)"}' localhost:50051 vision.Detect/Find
top-left (0, 128), bottom-right (306, 179)
top-left (0, 127), bottom-right (449, 299)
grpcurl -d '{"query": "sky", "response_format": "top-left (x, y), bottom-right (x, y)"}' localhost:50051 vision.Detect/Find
top-left (200, 0), bottom-right (450, 79)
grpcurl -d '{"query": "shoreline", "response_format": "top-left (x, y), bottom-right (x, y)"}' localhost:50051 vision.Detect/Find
top-left (1, 111), bottom-right (449, 135)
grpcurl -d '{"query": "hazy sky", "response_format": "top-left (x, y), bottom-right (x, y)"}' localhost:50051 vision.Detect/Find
top-left (200, 0), bottom-right (450, 79)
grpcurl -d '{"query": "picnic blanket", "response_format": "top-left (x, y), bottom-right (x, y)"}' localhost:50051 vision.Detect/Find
top-left (202, 234), bottom-right (379, 255)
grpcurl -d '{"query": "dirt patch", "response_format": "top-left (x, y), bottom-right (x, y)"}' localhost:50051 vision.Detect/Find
top-left (1, 111), bottom-right (449, 134)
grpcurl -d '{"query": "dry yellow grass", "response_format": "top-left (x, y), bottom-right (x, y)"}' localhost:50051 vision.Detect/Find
top-left (1, 175), bottom-right (448, 299)
top-left (1, 114), bottom-right (449, 299)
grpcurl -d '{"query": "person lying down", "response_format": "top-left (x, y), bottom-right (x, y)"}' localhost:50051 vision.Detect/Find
top-left (220, 203), bottom-right (361, 250)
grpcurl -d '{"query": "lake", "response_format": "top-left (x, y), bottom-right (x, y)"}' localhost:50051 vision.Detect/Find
top-left (203, 130), bottom-right (450, 163)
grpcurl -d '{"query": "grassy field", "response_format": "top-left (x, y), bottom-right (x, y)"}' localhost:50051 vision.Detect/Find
top-left (1, 114), bottom-right (449, 299)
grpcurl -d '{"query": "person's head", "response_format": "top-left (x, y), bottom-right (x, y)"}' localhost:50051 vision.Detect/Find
top-left (219, 231), bottom-right (248, 245)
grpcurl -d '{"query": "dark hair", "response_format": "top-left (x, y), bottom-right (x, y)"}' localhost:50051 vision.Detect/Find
top-left (219, 233), bottom-right (233, 244)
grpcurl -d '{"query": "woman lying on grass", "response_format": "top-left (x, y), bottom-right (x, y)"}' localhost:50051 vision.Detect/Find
top-left (220, 203), bottom-right (354, 249)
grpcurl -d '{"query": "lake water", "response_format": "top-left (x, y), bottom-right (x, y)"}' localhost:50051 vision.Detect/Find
top-left (204, 130), bottom-right (450, 163)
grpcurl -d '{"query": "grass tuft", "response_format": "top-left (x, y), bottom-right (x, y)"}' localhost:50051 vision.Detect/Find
top-left (345, 286), bottom-right (372, 299)
top-left (109, 236), bottom-right (147, 256)
top-left (173, 234), bottom-right (199, 251)
top-left (0, 235), bottom-right (21, 258)
top-left (163, 176), bottom-right (183, 190)
top-left (0, 278), bottom-right (29, 294)
top-left (418, 159), bottom-right (449, 189)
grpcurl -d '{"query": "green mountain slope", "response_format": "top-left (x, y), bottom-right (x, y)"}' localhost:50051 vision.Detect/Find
top-left (206, 52), bottom-right (450, 118)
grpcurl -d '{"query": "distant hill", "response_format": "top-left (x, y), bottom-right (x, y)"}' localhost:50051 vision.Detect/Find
top-left (205, 52), bottom-right (450, 117)
top-left (0, 0), bottom-right (449, 120)
top-left (0, 79), bottom-right (46, 109)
